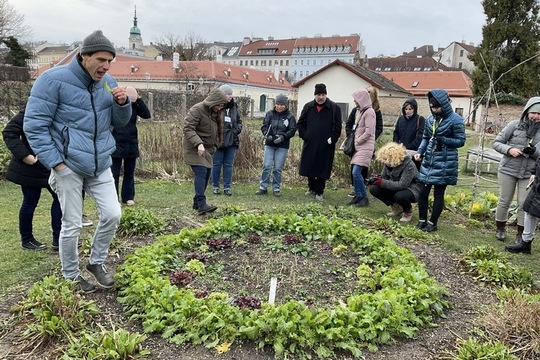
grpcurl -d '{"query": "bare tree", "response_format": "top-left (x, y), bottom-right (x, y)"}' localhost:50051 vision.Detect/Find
top-left (153, 31), bottom-right (214, 61)
top-left (0, 0), bottom-right (31, 43)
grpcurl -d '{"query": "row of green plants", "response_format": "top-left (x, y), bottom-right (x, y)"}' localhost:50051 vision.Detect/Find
top-left (7, 275), bottom-right (149, 359)
top-left (116, 210), bottom-right (450, 359)
top-left (443, 245), bottom-right (538, 359)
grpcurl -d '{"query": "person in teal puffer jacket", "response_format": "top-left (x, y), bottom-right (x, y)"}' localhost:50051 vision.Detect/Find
top-left (414, 89), bottom-right (466, 232)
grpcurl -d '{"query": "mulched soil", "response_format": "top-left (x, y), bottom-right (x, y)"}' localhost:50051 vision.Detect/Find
top-left (0, 217), bottom-right (497, 360)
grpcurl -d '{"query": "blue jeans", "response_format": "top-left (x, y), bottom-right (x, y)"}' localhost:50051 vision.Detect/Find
top-left (212, 146), bottom-right (237, 190)
top-left (191, 165), bottom-right (211, 208)
top-left (20, 185), bottom-right (61, 244)
top-left (111, 157), bottom-right (137, 203)
top-left (259, 146), bottom-right (288, 191)
top-left (352, 164), bottom-right (367, 198)
top-left (49, 167), bottom-right (121, 280)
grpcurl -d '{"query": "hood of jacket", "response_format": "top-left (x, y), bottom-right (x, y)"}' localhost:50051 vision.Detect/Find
top-left (203, 88), bottom-right (228, 109)
top-left (427, 89), bottom-right (452, 119)
top-left (401, 97), bottom-right (418, 117)
top-left (352, 88), bottom-right (372, 112)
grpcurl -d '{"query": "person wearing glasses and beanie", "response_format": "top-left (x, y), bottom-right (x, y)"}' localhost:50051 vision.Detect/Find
top-left (212, 84), bottom-right (242, 196)
top-left (255, 94), bottom-right (297, 197)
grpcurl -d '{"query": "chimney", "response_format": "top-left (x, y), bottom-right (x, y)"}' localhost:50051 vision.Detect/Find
top-left (173, 52), bottom-right (180, 69)
top-left (274, 63), bottom-right (280, 81)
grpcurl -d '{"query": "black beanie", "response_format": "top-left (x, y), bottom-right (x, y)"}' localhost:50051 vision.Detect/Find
top-left (429, 97), bottom-right (441, 108)
top-left (81, 30), bottom-right (116, 57)
top-left (314, 83), bottom-right (327, 95)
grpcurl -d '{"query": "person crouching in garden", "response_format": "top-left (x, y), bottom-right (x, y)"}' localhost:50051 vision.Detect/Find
top-left (368, 142), bottom-right (421, 223)
top-left (506, 157), bottom-right (540, 254)
top-left (255, 94), bottom-right (297, 197)
top-left (348, 88), bottom-right (375, 207)
top-left (183, 88), bottom-right (227, 215)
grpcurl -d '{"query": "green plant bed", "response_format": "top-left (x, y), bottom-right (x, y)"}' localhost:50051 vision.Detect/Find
top-left (116, 212), bottom-right (450, 359)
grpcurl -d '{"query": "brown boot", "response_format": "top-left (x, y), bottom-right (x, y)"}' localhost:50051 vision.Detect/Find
top-left (515, 225), bottom-right (524, 243)
top-left (496, 221), bottom-right (507, 241)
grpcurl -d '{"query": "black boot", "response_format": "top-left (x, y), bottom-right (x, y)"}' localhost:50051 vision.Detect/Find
top-left (495, 221), bottom-right (507, 241)
top-left (506, 240), bottom-right (532, 254)
top-left (515, 225), bottom-right (524, 243)
top-left (198, 204), bottom-right (217, 215)
top-left (347, 196), bottom-right (358, 205)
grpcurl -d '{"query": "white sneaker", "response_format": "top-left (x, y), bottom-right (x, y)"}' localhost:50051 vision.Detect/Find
top-left (399, 211), bottom-right (413, 223)
top-left (315, 194), bottom-right (323, 201)
top-left (386, 204), bottom-right (403, 216)
top-left (305, 190), bottom-right (315, 196)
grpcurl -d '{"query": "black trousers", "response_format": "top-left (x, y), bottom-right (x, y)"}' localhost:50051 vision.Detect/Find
top-left (418, 183), bottom-right (447, 224)
top-left (369, 186), bottom-right (416, 212)
top-left (307, 177), bottom-right (326, 195)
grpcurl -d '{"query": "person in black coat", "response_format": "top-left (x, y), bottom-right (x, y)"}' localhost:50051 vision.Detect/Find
top-left (111, 86), bottom-right (151, 205)
top-left (3, 106), bottom-right (61, 250)
top-left (298, 83), bottom-right (342, 201)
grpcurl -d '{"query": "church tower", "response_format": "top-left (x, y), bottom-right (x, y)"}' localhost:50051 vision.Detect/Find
top-left (125, 6), bottom-right (145, 56)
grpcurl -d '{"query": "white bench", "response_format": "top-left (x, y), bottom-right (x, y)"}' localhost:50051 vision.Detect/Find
top-left (465, 146), bottom-right (503, 174)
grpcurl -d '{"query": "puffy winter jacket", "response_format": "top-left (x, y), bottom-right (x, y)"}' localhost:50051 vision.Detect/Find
top-left (24, 55), bottom-right (132, 177)
top-left (417, 89), bottom-right (466, 185)
top-left (492, 96), bottom-right (540, 179)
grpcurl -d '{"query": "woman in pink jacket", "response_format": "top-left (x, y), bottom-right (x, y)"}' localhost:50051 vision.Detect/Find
top-left (348, 88), bottom-right (376, 207)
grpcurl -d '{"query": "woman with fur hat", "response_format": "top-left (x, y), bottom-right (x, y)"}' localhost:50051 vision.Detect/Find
top-left (211, 84), bottom-right (242, 196)
top-left (493, 97), bottom-right (540, 242)
top-left (368, 142), bottom-right (421, 222)
top-left (413, 89), bottom-right (466, 232)
top-left (348, 88), bottom-right (376, 207)
top-left (183, 88), bottom-right (228, 215)
top-left (255, 94), bottom-right (297, 196)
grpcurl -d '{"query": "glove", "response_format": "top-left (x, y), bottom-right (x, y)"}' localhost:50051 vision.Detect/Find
top-left (327, 137), bottom-right (332, 145)
top-left (367, 176), bottom-right (381, 186)
top-left (372, 177), bottom-right (383, 187)
top-left (523, 146), bottom-right (535, 155)
top-left (266, 135), bottom-right (273, 142)
top-left (273, 135), bottom-right (284, 144)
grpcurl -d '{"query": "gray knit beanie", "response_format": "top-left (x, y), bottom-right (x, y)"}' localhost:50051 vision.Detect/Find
top-left (275, 94), bottom-right (288, 105)
top-left (219, 84), bottom-right (233, 95)
top-left (81, 30), bottom-right (116, 57)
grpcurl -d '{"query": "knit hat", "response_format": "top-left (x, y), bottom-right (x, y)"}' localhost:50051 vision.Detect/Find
top-left (429, 97), bottom-right (441, 108)
top-left (80, 30), bottom-right (116, 57)
top-left (219, 84), bottom-right (233, 95)
top-left (314, 83), bottom-right (327, 95)
top-left (125, 86), bottom-right (138, 103)
top-left (528, 103), bottom-right (540, 114)
top-left (275, 94), bottom-right (288, 104)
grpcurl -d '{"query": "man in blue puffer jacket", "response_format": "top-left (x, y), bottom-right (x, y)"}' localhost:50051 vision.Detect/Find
top-left (24, 30), bottom-right (131, 293)
top-left (414, 89), bottom-right (466, 232)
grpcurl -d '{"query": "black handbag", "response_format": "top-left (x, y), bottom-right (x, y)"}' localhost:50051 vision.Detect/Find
top-left (342, 133), bottom-right (355, 157)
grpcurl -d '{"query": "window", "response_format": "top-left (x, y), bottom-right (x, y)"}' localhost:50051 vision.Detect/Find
top-left (280, 60), bottom-right (283, 66)
top-left (455, 107), bottom-right (463, 116)
top-left (300, 71), bottom-right (303, 78)
top-left (255, 60), bottom-right (259, 66)
top-left (459, 49), bottom-right (464, 57)
top-left (307, 59), bottom-right (310, 65)
top-left (300, 60), bottom-right (304, 65)
top-left (294, 60), bottom-right (298, 65)
top-left (286, 60), bottom-right (289, 66)
top-left (412, 81), bottom-right (419, 87)
top-left (259, 94), bottom-right (267, 112)
top-left (458, 62), bottom-right (463, 69)
top-left (240, 60), bottom-right (243, 66)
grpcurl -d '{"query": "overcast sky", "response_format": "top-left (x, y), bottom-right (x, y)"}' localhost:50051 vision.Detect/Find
top-left (13, 0), bottom-right (486, 57)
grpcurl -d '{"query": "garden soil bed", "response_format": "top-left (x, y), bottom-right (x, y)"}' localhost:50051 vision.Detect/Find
top-left (0, 217), bottom-right (497, 360)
